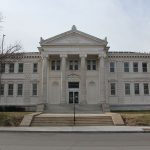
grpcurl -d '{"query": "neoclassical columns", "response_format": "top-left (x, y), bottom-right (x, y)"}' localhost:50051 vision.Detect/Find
top-left (42, 55), bottom-right (48, 104)
top-left (80, 54), bottom-right (87, 104)
top-left (99, 55), bottom-right (106, 103)
top-left (60, 54), bottom-right (67, 103)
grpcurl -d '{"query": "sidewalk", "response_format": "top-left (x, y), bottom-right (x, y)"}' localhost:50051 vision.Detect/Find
top-left (0, 126), bottom-right (150, 133)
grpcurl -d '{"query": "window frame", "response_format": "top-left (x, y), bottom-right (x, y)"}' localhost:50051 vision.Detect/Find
top-left (124, 62), bottom-right (129, 72)
top-left (0, 84), bottom-right (4, 96)
top-left (69, 60), bottom-right (79, 70)
top-left (9, 63), bottom-right (14, 73)
top-left (18, 63), bottom-right (24, 73)
top-left (32, 83), bottom-right (37, 96)
top-left (134, 83), bottom-right (140, 95)
top-left (51, 60), bottom-right (60, 71)
top-left (110, 83), bottom-right (116, 96)
top-left (0, 63), bottom-right (5, 73)
top-left (133, 62), bottom-right (138, 72)
top-left (142, 62), bottom-right (147, 72)
top-left (110, 62), bottom-right (115, 72)
top-left (17, 84), bottom-right (23, 96)
top-left (143, 83), bottom-right (149, 95)
top-left (125, 83), bottom-right (130, 95)
top-left (87, 60), bottom-right (96, 70)
top-left (8, 84), bottom-right (14, 96)
top-left (33, 63), bottom-right (38, 73)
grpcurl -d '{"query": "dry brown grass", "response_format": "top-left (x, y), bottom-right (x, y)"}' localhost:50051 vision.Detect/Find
top-left (120, 112), bottom-right (150, 126)
top-left (0, 112), bottom-right (32, 126)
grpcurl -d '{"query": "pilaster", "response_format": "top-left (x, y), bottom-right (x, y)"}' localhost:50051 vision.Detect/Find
top-left (99, 55), bottom-right (106, 103)
top-left (60, 54), bottom-right (67, 103)
top-left (41, 55), bottom-right (48, 104)
top-left (80, 54), bottom-right (87, 104)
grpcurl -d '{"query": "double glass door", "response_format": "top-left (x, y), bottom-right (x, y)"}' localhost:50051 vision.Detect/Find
top-left (69, 91), bottom-right (79, 104)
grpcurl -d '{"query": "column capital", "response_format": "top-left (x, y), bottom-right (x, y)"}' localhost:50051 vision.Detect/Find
top-left (42, 54), bottom-right (49, 59)
top-left (60, 54), bottom-right (67, 58)
top-left (80, 53), bottom-right (87, 58)
top-left (99, 52), bottom-right (107, 58)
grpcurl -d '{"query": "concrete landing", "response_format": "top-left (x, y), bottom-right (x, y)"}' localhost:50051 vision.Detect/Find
top-left (44, 104), bottom-right (103, 114)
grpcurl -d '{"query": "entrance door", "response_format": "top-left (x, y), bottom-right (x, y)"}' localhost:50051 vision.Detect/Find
top-left (69, 91), bottom-right (79, 104)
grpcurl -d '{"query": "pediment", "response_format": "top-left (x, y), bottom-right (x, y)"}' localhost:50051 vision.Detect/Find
top-left (40, 29), bottom-right (107, 46)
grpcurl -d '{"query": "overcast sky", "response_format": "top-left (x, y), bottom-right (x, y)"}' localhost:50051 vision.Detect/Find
top-left (0, 0), bottom-right (150, 52)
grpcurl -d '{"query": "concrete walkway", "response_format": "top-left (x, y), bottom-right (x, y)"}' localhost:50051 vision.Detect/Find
top-left (0, 126), bottom-right (150, 133)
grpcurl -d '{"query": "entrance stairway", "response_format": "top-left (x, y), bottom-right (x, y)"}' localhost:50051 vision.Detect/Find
top-left (44, 104), bottom-right (103, 114)
top-left (30, 114), bottom-right (114, 126)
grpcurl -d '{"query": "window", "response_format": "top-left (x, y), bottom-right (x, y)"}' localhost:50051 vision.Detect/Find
top-left (110, 62), bottom-right (115, 72)
top-left (68, 82), bottom-right (79, 88)
top-left (69, 60), bottom-right (79, 70)
top-left (87, 60), bottom-right (96, 70)
top-left (142, 63), bottom-right (147, 72)
top-left (8, 84), bottom-right (13, 96)
top-left (110, 83), bottom-right (116, 95)
top-left (133, 62), bottom-right (138, 72)
top-left (17, 84), bottom-right (23, 96)
top-left (144, 83), bottom-right (149, 95)
top-left (0, 64), bottom-right (5, 73)
top-left (18, 63), bottom-right (23, 73)
top-left (51, 60), bottom-right (60, 70)
top-left (0, 84), bottom-right (4, 96)
top-left (125, 83), bottom-right (130, 95)
top-left (32, 83), bottom-right (37, 96)
top-left (33, 63), bottom-right (38, 73)
top-left (134, 83), bottom-right (139, 95)
top-left (124, 62), bottom-right (129, 72)
top-left (9, 63), bottom-right (14, 73)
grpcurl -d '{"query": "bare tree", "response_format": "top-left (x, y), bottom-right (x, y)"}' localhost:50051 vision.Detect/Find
top-left (0, 13), bottom-right (23, 102)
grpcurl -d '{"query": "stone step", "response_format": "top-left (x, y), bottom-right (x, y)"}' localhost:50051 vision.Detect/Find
top-left (31, 114), bottom-right (114, 126)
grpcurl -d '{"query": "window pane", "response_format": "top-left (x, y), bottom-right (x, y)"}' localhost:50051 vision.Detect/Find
top-left (124, 62), bottom-right (129, 72)
top-left (68, 82), bottom-right (79, 88)
top-left (111, 83), bottom-right (116, 95)
top-left (142, 63), bottom-right (147, 72)
top-left (133, 62), bottom-right (138, 72)
top-left (33, 63), bottom-right (38, 73)
top-left (32, 83), bottom-right (37, 96)
top-left (56, 60), bottom-right (60, 70)
top-left (125, 83), bottom-right (130, 95)
top-left (17, 84), bottom-right (23, 96)
top-left (134, 83), bottom-right (139, 95)
top-left (74, 60), bottom-right (78, 70)
top-left (0, 84), bottom-right (4, 96)
top-left (144, 83), bottom-right (149, 95)
top-left (69, 61), bottom-right (73, 70)
top-left (92, 60), bottom-right (96, 70)
top-left (110, 62), bottom-right (115, 72)
top-left (18, 63), bottom-right (23, 73)
top-left (51, 61), bottom-right (55, 70)
top-left (8, 84), bottom-right (13, 96)
top-left (87, 60), bottom-right (91, 70)
top-left (9, 63), bottom-right (14, 73)
top-left (0, 64), bottom-right (5, 73)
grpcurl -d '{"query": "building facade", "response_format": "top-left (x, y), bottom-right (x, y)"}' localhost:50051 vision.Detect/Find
top-left (1, 25), bottom-right (150, 111)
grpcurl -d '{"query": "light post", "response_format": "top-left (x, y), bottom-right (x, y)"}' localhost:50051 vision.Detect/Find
top-left (73, 93), bottom-right (76, 125)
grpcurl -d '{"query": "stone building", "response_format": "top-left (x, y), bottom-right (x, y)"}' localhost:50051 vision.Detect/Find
top-left (1, 25), bottom-right (150, 111)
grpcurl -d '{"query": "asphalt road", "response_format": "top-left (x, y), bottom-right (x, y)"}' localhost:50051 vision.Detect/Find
top-left (0, 132), bottom-right (150, 150)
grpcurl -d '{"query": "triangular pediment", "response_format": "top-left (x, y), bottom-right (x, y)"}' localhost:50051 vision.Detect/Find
top-left (40, 28), bottom-right (107, 46)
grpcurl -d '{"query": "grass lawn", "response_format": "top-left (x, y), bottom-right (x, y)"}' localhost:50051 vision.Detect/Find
top-left (119, 111), bottom-right (150, 126)
top-left (0, 112), bottom-right (32, 126)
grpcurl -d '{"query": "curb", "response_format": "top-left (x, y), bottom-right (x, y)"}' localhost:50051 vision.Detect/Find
top-left (0, 126), bottom-right (149, 133)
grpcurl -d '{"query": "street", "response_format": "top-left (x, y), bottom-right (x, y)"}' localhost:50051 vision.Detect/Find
top-left (0, 132), bottom-right (150, 150)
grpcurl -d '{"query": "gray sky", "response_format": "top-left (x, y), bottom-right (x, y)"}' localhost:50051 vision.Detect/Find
top-left (0, 0), bottom-right (150, 52)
